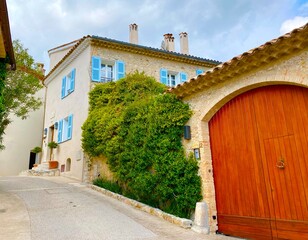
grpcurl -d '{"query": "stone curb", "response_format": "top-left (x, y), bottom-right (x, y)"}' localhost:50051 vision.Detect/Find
top-left (89, 184), bottom-right (193, 229)
top-left (19, 169), bottom-right (60, 177)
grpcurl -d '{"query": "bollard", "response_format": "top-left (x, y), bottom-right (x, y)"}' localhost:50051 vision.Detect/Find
top-left (191, 202), bottom-right (209, 234)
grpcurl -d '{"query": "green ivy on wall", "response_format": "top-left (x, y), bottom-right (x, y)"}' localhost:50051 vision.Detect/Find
top-left (82, 72), bottom-right (202, 218)
top-left (0, 61), bottom-right (7, 148)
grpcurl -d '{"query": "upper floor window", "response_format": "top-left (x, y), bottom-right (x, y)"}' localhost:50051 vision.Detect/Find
top-left (91, 56), bottom-right (125, 83)
top-left (160, 68), bottom-right (187, 87)
top-left (196, 69), bottom-right (204, 76)
top-left (57, 114), bottom-right (73, 143)
top-left (101, 64), bottom-right (113, 82)
top-left (61, 68), bottom-right (76, 99)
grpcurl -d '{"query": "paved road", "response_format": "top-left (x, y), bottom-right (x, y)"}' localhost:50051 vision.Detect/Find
top-left (0, 176), bottom-right (239, 240)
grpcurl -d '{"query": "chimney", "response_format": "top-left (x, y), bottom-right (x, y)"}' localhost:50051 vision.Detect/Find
top-left (37, 63), bottom-right (45, 75)
top-left (179, 32), bottom-right (189, 54)
top-left (163, 33), bottom-right (175, 51)
top-left (129, 23), bottom-right (138, 44)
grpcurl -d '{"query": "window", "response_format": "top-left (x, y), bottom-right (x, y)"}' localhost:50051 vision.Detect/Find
top-left (57, 114), bottom-right (73, 143)
top-left (160, 68), bottom-right (187, 87)
top-left (92, 56), bottom-right (125, 82)
top-left (61, 68), bottom-right (76, 99)
top-left (196, 69), bottom-right (204, 75)
top-left (168, 74), bottom-right (176, 87)
top-left (101, 64), bottom-right (113, 82)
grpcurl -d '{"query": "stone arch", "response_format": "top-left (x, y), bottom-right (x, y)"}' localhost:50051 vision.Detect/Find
top-left (201, 80), bottom-right (308, 122)
top-left (193, 79), bottom-right (308, 234)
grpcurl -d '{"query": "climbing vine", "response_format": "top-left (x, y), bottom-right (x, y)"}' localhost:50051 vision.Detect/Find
top-left (0, 61), bottom-right (7, 149)
top-left (82, 72), bottom-right (202, 218)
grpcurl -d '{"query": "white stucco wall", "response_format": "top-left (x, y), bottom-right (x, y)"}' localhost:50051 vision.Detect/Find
top-left (49, 44), bottom-right (76, 70)
top-left (42, 45), bottom-right (91, 180)
top-left (0, 87), bottom-right (45, 176)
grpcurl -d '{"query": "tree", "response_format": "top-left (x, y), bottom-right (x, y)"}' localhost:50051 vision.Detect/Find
top-left (0, 40), bottom-right (43, 150)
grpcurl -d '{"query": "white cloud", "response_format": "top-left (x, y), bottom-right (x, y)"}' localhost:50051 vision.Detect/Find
top-left (280, 16), bottom-right (308, 34)
top-left (6, 0), bottom-right (306, 71)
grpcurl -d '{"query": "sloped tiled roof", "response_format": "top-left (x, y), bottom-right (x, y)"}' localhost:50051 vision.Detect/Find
top-left (168, 23), bottom-right (308, 98)
top-left (91, 35), bottom-right (220, 65)
top-left (0, 0), bottom-right (15, 69)
top-left (45, 35), bottom-right (221, 80)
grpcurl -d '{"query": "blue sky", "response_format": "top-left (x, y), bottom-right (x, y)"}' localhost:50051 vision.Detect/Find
top-left (6, 0), bottom-right (308, 72)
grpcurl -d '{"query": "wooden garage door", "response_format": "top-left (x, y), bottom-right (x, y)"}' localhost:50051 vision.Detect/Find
top-left (209, 85), bottom-right (308, 239)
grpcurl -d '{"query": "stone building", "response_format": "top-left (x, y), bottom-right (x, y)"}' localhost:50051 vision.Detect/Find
top-left (169, 23), bottom-right (308, 239)
top-left (41, 24), bottom-right (219, 181)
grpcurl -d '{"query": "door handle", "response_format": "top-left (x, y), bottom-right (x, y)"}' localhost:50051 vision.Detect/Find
top-left (276, 158), bottom-right (285, 169)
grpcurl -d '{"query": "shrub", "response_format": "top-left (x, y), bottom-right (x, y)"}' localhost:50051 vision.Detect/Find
top-left (82, 72), bottom-right (202, 218)
top-left (93, 178), bottom-right (122, 194)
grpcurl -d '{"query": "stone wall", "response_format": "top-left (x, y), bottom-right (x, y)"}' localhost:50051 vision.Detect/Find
top-left (182, 49), bottom-right (308, 233)
top-left (88, 156), bottom-right (114, 182)
top-left (91, 46), bottom-right (212, 83)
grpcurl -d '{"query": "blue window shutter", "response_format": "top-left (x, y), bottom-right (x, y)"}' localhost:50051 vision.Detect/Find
top-left (116, 60), bottom-right (125, 80)
top-left (67, 114), bottom-right (73, 140)
top-left (92, 56), bottom-right (101, 82)
top-left (196, 69), bottom-right (204, 75)
top-left (160, 68), bottom-right (168, 85)
top-left (57, 119), bottom-right (63, 143)
top-left (180, 72), bottom-right (188, 83)
top-left (70, 68), bottom-right (76, 92)
top-left (61, 76), bottom-right (66, 98)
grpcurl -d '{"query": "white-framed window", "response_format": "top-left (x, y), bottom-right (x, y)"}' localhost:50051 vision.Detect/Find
top-left (91, 56), bottom-right (125, 83)
top-left (57, 114), bottom-right (73, 143)
top-left (168, 73), bottom-right (176, 87)
top-left (61, 68), bottom-right (76, 99)
top-left (160, 68), bottom-right (187, 87)
top-left (101, 63), bottom-right (114, 83)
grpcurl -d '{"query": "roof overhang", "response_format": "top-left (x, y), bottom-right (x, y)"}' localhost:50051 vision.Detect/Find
top-left (0, 0), bottom-right (15, 70)
top-left (168, 23), bottom-right (308, 98)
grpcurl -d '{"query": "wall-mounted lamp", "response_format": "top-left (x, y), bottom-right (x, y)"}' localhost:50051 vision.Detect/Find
top-left (44, 128), bottom-right (48, 136)
top-left (184, 125), bottom-right (191, 140)
top-left (194, 148), bottom-right (200, 160)
top-left (54, 122), bottom-right (58, 130)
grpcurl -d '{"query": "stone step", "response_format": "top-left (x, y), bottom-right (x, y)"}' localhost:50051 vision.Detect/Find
top-left (32, 162), bottom-right (49, 171)
top-left (19, 168), bottom-right (60, 177)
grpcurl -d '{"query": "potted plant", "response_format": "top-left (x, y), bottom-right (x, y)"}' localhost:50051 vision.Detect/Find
top-left (31, 146), bottom-right (42, 167)
top-left (31, 146), bottom-right (42, 154)
top-left (48, 141), bottom-right (58, 149)
top-left (48, 141), bottom-right (59, 169)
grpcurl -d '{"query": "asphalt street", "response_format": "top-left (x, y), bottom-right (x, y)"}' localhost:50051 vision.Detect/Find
top-left (0, 176), bottom-right (238, 240)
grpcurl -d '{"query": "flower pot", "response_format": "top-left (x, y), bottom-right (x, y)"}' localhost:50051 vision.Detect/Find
top-left (49, 161), bottom-right (58, 169)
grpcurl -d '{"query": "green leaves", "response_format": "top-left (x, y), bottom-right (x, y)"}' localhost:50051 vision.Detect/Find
top-left (0, 40), bottom-right (43, 149)
top-left (82, 72), bottom-right (202, 218)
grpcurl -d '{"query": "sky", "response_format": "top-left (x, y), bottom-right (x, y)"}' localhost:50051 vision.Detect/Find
top-left (6, 0), bottom-right (308, 73)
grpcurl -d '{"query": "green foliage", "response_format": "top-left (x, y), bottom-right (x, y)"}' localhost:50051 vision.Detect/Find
top-left (0, 61), bottom-right (6, 150)
top-left (0, 40), bottom-right (43, 150)
top-left (48, 141), bottom-right (58, 149)
top-left (93, 177), bottom-right (122, 194)
top-left (31, 146), bottom-right (42, 153)
top-left (82, 72), bottom-right (202, 218)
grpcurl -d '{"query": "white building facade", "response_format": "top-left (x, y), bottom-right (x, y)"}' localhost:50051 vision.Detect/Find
top-left (42, 26), bottom-right (219, 181)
